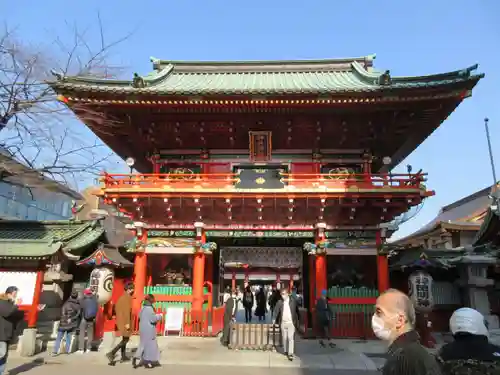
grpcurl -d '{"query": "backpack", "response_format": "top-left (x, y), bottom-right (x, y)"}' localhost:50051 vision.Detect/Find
top-left (82, 297), bottom-right (98, 320)
top-left (60, 300), bottom-right (80, 330)
top-left (244, 292), bottom-right (253, 305)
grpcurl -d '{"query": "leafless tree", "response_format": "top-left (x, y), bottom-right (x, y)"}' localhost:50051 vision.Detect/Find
top-left (0, 15), bottom-right (131, 190)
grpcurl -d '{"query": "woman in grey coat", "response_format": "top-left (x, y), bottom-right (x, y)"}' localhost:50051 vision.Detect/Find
top-left (132, 294), bottom-right (162, 369)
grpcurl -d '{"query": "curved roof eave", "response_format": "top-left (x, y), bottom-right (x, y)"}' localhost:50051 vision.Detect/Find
top-left (47, 56), bottom-right (483, 96)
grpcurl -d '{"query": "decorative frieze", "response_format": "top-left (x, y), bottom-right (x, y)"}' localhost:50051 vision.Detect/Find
top-left (206, 230), bottom-right (313, 238)
top-left (303, 242), bottom-right (327, 255)
top-left (194, 242), bottom-right (217, 254)
top-left (148, 230), bottom-right (196, 237)
top-left (325, 230), bottom-right (377, 239)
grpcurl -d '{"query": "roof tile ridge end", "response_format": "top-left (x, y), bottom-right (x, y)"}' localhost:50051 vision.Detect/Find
top-left (350, 61), bottom-right (382, 83)
top-left (142, 64), bottom-right (175, 85)
top-left (391, 63), bottom-right (483, 83)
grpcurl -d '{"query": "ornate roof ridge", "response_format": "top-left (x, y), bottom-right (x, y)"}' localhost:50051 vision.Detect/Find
top-left (150, 54), bottom-right (377, 69)
top-left (48, 54), bottom-right (483, 96)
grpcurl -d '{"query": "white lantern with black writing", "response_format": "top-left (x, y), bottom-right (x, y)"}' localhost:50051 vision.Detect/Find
top-left (89, 267), bottom-right (115, 304)
top-left (408, 271), bottom-right (434, 312)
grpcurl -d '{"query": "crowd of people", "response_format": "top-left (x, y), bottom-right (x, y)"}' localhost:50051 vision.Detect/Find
top-left (0, 281), bottom-right (500, 373)
top-left (373, 289), bottom-right (500, 375)
top-left (0, 281), bottom-right (163, 371)
top-left (219, 285), bottom-right (500, 374)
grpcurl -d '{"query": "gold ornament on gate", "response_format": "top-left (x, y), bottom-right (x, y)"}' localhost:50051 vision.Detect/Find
top-left (255, 177), bottom-right (266, 185)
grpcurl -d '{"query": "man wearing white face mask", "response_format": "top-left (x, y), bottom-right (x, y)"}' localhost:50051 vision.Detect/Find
top-left (373, 289), bottom-right (441, 375)
top-left (273, 288), bottom-right (299, 361)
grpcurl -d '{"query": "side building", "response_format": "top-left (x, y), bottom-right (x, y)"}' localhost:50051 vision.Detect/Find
top-left (392, 185), bottom-right (494, 249)
top-left (389, 184), bottom-right (500, 337)
top-left (0, 149), bottom-right (81, 220)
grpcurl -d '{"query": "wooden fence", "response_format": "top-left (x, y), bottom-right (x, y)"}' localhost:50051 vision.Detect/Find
top-left (301, 303), bottom-right (376, 339)
top-left (133, 306), bottom-right (224, 337)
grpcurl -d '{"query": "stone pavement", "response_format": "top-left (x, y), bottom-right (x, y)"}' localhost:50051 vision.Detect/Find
top-left (9, 337), bottom-right (385, 372)
top-left (4, 361), bottom-right (379, 375)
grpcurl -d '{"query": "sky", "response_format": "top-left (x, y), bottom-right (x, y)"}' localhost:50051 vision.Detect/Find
top-left (2, 0), bottom-right (499, 239)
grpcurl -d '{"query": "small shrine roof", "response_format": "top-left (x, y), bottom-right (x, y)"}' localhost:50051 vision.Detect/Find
top-left (76, 243), bottom-right (133, 267)
top-left (389, 243), bottom-right (499, 270)
top-left (389, 247), bottom-right (464, 270)
top-left (49, 55), bottom-right (483, 96)
top-left (0, 219), bottom-right (105, 259)
top-left (473, 188), bottom-right (500, 248)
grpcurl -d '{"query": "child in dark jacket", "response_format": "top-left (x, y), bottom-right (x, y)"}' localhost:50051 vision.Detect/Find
top-left (52, 292), bottom-right (81, 355)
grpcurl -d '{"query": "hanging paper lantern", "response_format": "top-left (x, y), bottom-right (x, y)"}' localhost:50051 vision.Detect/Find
top-left (89, 267), bottom-right (115, 304)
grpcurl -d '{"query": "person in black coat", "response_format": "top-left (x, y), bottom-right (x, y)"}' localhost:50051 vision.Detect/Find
top-left (52, 291), bottom-right (81, 356)
top-left (0, 286), bottom-right (25, 375)
top-left (438, 307), bottom-right (500, 375)
top-left (315, 289), bottom-right (335, 348)
top-left (242, 286), bottom-right (254, 323)
top-left (221, 291), bottom-right (236, 347)
top-left (254, 287), bottom-right (267, 321)
top-left (269, 287), bottom-right (281, 318)
top-left (373, 289), bottom-right (441, 375)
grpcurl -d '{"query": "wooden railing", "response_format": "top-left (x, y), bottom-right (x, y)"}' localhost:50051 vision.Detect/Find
top-left (304, 307), bottom-right (377, 339)
top-left (101, 172), bottom-right (426, 190)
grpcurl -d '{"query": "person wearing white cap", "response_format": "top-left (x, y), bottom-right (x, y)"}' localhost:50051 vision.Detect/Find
top-left (439, 307), bottom-right (500, 364)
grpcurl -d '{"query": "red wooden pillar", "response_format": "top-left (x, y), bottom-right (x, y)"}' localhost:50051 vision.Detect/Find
top-left (376, 230), bottom-right (389, 293)
top-left (132, 226), bottom-right (148, 314)
top-left (362, 153), bottom-right (372, 184)
top-left (308, 255), bottom-right (315, 309)
top-left (192, 222), bottom-right (206, 312)
top-left (244, 268), bottom-right (249, 286)
top-left (103, 278), bottom-right (125, 332)
top-left (315, 256), bottom-right (327, 298)
top-left (315, 223), bottom-right (327, 300)
top-left (205, 254), bottom-right (213, 308)
top-left (151, 154), bottom-right (160, 174)
top-left (27, 269), bottom-right (45, 328)
top-left (231, 272), bottom-right (236, 290)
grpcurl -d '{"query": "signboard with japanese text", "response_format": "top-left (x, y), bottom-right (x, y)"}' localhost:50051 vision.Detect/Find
top-left (408, 271), bottom-right (434, 312)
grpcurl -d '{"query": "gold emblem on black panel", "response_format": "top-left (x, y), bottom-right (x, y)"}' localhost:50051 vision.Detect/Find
top-left (255, 177), bottom-right (266, 185)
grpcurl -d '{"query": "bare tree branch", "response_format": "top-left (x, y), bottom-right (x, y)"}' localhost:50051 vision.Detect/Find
top-left (0, 17), bottom-right (131, 190)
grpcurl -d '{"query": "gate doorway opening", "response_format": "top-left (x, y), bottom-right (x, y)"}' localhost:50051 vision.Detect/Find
top-left (217, 241), bottom-right (305, 324)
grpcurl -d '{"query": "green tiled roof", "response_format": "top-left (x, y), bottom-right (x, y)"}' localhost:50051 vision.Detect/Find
top-left (473, 192), bottom-right (500, 247)
top-left (49, 55), bottom-right (483, 96)
top-left (0, 219), bottom-right (105, 259)
top-left (0, 240), bottom-right (60, 259)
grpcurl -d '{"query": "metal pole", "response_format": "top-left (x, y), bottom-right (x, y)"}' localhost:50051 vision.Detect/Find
top-left (484, 118), bottom-right (497, 187)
